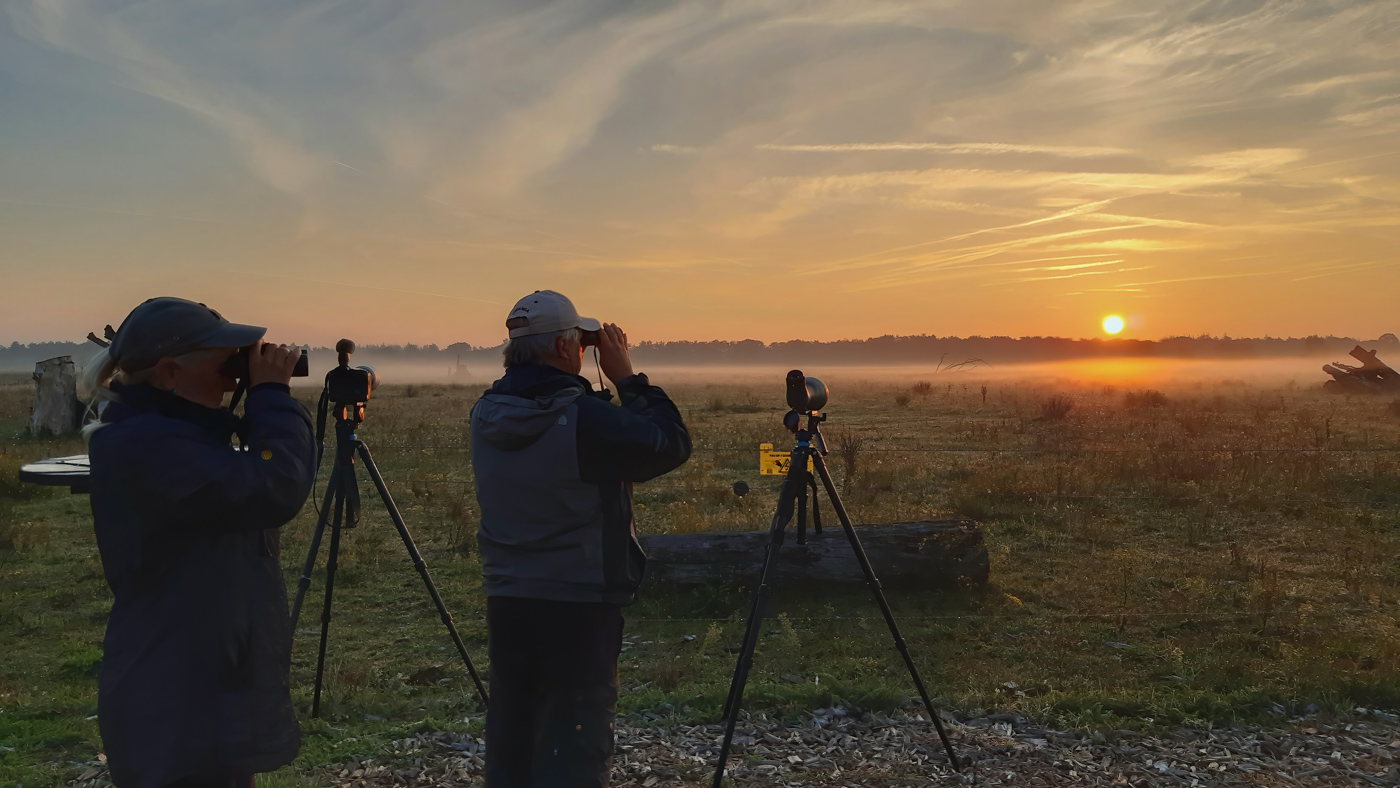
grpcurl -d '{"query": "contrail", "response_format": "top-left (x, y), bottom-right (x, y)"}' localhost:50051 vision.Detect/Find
top-left (333, 160), bottom-right (366, 173)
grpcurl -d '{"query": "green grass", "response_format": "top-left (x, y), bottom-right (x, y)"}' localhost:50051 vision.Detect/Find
top-left (2, 371), bottom-right (1400, 784)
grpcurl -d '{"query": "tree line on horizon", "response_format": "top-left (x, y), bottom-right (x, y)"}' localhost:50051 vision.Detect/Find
top-left (2, 332), bottom-right (1396, 372)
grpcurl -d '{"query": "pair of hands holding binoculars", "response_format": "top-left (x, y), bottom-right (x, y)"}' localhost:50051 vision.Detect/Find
top-left (243, 341), bottom-right (302, 387)
top-left (582, 323), bottom-right (634, 385)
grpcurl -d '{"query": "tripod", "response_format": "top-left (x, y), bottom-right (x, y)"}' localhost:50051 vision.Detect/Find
top-left (711, 405), bottom-right (960, 786)
top-left (289, 391), bottom-right (489, 717)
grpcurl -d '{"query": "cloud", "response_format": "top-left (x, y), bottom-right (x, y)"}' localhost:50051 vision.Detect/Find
top-left (2, 0), bottom-right (1398, 342)
top-left (1188, 148), bottom-right (1308, 172)
top-left (651, 144), bottom-right (700, 155)
top-left (7, 0), bottom-right (329, 195)
top-left (758, 142), bottom-right (1134, 157)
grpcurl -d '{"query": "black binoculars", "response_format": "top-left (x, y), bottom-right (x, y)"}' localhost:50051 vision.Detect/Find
top-left (219, 347), bottom-right (310, 379)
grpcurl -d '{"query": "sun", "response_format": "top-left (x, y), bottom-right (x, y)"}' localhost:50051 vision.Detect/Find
top-left (1102, 315), bottom-right (1125, 335)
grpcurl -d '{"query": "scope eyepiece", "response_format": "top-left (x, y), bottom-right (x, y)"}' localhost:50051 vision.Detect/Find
top-left (786, 369), bottom-right (829, 412)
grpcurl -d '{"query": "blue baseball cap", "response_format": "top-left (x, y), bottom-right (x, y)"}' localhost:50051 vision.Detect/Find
top-left (108, 297), bottom-right (266, 372)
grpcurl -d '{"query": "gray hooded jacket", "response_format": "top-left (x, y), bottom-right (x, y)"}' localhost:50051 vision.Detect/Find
top-left (470, 364), bottom-right (690, 605)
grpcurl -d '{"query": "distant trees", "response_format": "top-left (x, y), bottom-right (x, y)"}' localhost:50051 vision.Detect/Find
top-left (0, 333), bottom-right (1388, 372)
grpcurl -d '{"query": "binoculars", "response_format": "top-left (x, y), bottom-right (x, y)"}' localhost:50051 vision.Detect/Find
top-left (219, 346), bottom-right (310, 379)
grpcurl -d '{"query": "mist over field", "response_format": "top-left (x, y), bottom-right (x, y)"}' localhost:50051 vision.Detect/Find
top-left (301, 356), bottom-right (1344, 395)
top-left (10, 332), bottom-right (1395, 394)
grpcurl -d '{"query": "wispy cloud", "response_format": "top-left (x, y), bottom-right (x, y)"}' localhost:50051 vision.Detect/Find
top-left (1015, 260), bottom-right (1124, 273)
top-left (758, 142), bottom-right (1134, 157)
top-left (998, 266), bottom-right (1151, 284)
top-left (2, 0), bottom-right (1397, 342)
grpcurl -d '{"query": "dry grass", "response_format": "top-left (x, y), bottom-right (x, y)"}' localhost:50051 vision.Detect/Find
top-left (3, 369), bottom-right (1400, 784)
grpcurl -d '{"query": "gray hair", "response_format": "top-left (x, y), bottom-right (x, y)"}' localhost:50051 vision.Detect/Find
top-left (503, 328), bottom-right (580, 368)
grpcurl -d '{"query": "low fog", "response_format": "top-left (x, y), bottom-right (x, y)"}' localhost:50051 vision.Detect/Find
top-left (315, 356), bottom-right (1339, 395)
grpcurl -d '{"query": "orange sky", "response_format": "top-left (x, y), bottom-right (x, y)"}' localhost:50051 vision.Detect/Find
top-left (1, 2), bottom-right (1397, 347)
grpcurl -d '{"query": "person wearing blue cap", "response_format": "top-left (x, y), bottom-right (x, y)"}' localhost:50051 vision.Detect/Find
top-left (471, 291), bottom-right (692, 788)
top-left (82, 297), bottom-right (316, 788)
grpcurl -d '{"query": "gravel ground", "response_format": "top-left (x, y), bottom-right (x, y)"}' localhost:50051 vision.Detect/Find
top-left (63, 710), bottom-right (1400, 787)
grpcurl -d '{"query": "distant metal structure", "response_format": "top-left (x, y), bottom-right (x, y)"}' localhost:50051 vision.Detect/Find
top-left (30, 356), bottom-right (80, 436)
top-left (1323, 345), bottom-right (1400, 394)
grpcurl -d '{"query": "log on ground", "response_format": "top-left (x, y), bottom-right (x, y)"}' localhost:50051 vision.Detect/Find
top-left (637, 519), bottom-right (988, 589)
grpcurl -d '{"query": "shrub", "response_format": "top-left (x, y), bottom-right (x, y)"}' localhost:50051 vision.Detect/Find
top-left (894, 393), bottom-right (911, 408)
top-left (1040, 394), bottom-right (1074, 421)
top-left (1125, 389), bottom-right (1169, 409)
top-left (833, 428), bottom-right (865, 487)
top-left (911, 381), bottom-right (933, 397)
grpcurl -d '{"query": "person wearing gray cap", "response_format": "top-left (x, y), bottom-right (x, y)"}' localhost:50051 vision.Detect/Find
top-left (470, 290), bottom-right (692, 788)
top-left (82, 297), bottom-right (315, 788)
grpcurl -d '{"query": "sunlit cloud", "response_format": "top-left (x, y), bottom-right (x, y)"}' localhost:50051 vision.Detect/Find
top-left (1014, 260), bottom-right (1124, 273)
top-left (1, 0), bottom-right (1397, 344)
top-left (998, 266), bottom-right (1151, 285)
top-left (758, 142), bottom-right (1133, 157)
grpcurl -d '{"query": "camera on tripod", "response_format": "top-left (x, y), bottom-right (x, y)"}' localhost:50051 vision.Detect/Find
top-left (293, 337), bottom-right (489, 716)
top-left (710, 368), bottom-right (960, 784)
top-left (325, 339), bottom-right (378, 404)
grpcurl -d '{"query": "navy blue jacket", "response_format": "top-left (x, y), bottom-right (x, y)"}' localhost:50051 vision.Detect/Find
top-left (470, 365), bottom-right (690, 605)
top-left (88, 382), bottom-right (315, 787)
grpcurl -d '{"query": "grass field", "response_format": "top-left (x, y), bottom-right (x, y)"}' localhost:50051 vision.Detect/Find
top-left (3, 365), bottom-right (1400, 785)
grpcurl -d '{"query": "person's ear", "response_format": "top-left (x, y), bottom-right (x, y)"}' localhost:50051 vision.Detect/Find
top-left (150, 357), bottom-right (181, 391)
top-left (554, 335), bottom-right (570, 360)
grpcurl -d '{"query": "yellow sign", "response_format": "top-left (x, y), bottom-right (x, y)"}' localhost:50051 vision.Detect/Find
top-left (758, 443), bottom-right (810, 476)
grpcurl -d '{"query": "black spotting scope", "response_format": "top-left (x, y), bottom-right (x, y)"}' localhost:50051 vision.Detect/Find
top-left (786, 369), bottom-right (829, 413)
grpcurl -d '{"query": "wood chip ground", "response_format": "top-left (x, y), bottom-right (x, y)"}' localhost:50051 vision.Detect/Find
top-left (61, 711), bottom-right (1400, 786)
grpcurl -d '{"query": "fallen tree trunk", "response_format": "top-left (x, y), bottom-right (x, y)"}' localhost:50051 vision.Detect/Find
top-left (1323, 344), bottom-right (1400, 394)
top-left (637, 519), bottom-right (988, 589)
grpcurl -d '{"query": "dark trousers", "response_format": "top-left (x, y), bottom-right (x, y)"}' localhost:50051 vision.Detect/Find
top-left (485, 596), bottom-right (624, 788)
top-left (166, 775), bottom-right (253, 788)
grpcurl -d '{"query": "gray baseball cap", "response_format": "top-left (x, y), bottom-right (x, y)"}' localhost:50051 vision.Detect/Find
top-left (108, 297), bottom-right (266, 371)
top-left (505, 290), bottom-right (601, 339)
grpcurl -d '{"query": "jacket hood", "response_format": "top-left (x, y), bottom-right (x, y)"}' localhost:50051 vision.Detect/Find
top-left (472, 365), bottom-right (588, 451)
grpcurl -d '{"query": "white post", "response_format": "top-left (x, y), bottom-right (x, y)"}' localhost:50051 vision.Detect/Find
top-left (30, 356), bottom-right (79, 436)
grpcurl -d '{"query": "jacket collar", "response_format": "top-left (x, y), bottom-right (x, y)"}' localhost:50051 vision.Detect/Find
top-left (490, 363), bottom-right (611, 402)
top-left (105, 381), bottom-right (243, 443)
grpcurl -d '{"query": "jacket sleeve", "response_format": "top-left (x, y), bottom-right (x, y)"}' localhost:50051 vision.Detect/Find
top-left (580, 373), bottom-right (691, 483)
top-left (147, 385), bottom-right (317, 533)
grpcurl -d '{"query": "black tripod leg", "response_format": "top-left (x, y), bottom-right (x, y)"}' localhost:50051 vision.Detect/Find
top-left (356, 442), bottom-right (490, 709)
top-left (796, 482), bottom-right (807, 544)
top-left (712, 474), bottom-right (801, 788)
top-left (810, 452), bottom-right (962, 771)
top-left (290, 463), bottom-right (341, 629)
top-left (311, 483), bottom-right (346, 718)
